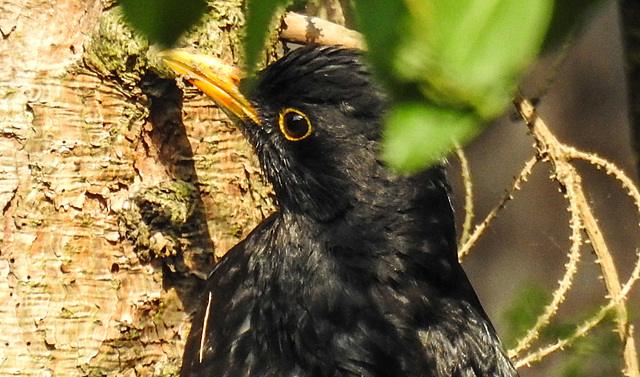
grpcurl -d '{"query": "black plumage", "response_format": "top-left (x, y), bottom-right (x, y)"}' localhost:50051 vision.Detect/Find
top-left (176, 45), bottom-right (518, 377)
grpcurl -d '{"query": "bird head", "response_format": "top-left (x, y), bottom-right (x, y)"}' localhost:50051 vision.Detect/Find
top-left (162, 45), bottom-right (387, 221)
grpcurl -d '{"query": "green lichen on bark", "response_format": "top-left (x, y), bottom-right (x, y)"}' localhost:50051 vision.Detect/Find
top-left (182, 0), bottom-right (246, 60)
top-left (82, 0), bottom-right (249, 82)
top-left (118, 180), bottom-right (201, 264)
top-left (83, 7), bottom-right (150, 84)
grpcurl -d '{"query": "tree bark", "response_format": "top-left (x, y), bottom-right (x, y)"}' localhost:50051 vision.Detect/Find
top-left (0, 0), bottom-right (272, 375)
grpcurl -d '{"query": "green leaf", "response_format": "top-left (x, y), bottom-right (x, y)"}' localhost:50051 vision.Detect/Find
top-left (352, 1), bottom-right (409, 90)
top-left (382, 102), bottom-right (481, 173)
top-left (355, 0), bottom-right (555, 172)
top-left (120, 0), bottom-right (206, 47)
top-left (411, 0), bottom-right (553, 117)
top-left (244, 0), bottom-right (290, 72)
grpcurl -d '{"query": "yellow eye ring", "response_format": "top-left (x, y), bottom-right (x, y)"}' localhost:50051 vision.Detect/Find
top-left (278, 108), bottom-right (312, 141)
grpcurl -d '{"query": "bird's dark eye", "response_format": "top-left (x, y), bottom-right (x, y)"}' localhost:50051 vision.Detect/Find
top-left (279, 108), bottom-right (312, 141)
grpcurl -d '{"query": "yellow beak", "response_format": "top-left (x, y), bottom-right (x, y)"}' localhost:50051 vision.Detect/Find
top-left (160, 50), bottom-right (261, 125)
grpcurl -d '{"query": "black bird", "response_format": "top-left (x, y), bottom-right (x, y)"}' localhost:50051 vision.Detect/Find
top-left (163, 45), bottom-right (518, 377)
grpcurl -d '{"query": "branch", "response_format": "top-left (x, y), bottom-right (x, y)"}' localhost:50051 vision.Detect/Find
top-left (514, 97), bottom-right (640, 377)
top-left (280, 12), bottom-right (366, 50)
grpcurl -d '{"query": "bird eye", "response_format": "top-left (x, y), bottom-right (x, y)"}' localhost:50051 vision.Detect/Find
top-left (279, 108), bottom-right (312, 141)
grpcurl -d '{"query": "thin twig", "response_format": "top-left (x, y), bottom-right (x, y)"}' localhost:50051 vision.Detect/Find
top-left (458, 156), bottom-right (538, 259)
top-left (567, 148), bottom-right (640, 216)
top-left (508, 197), bottom-right (583, 358)
top-left (514, 97), bottom-right (640, 377)
top-left (515, 246), bottom-right (640, 367)
top-left (566, 147), bottom-right (640, 377)
top-left (515, 302), bottom-right (612, 367)
top-left (455, 147), bottom-right (475, 250)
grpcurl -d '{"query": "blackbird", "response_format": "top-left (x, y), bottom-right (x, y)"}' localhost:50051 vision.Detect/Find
top-left (163, 44), bottom-right (518, 377)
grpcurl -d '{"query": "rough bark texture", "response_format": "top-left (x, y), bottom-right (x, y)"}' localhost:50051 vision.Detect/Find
top-left (0, 0), bottom-right (272, 375)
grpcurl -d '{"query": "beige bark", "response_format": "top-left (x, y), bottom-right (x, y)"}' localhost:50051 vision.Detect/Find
top-left (0, 0), bottom-right (272, 375)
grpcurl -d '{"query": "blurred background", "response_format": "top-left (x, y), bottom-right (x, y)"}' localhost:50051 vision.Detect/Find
top-left (449, 2), bottom-right (640, 376)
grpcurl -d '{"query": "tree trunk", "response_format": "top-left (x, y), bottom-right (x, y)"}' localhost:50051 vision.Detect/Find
top-left (0, 0), bottom-right (272, 375)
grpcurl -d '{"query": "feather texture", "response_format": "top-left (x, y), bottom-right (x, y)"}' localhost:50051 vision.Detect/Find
top-left (180, 45), bottom-right (518, 377)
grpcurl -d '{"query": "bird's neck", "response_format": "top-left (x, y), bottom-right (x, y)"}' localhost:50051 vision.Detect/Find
top-left (243, 174), bottom-right (487, 370)
top-left (269, 165), bottom-right (459, 290)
